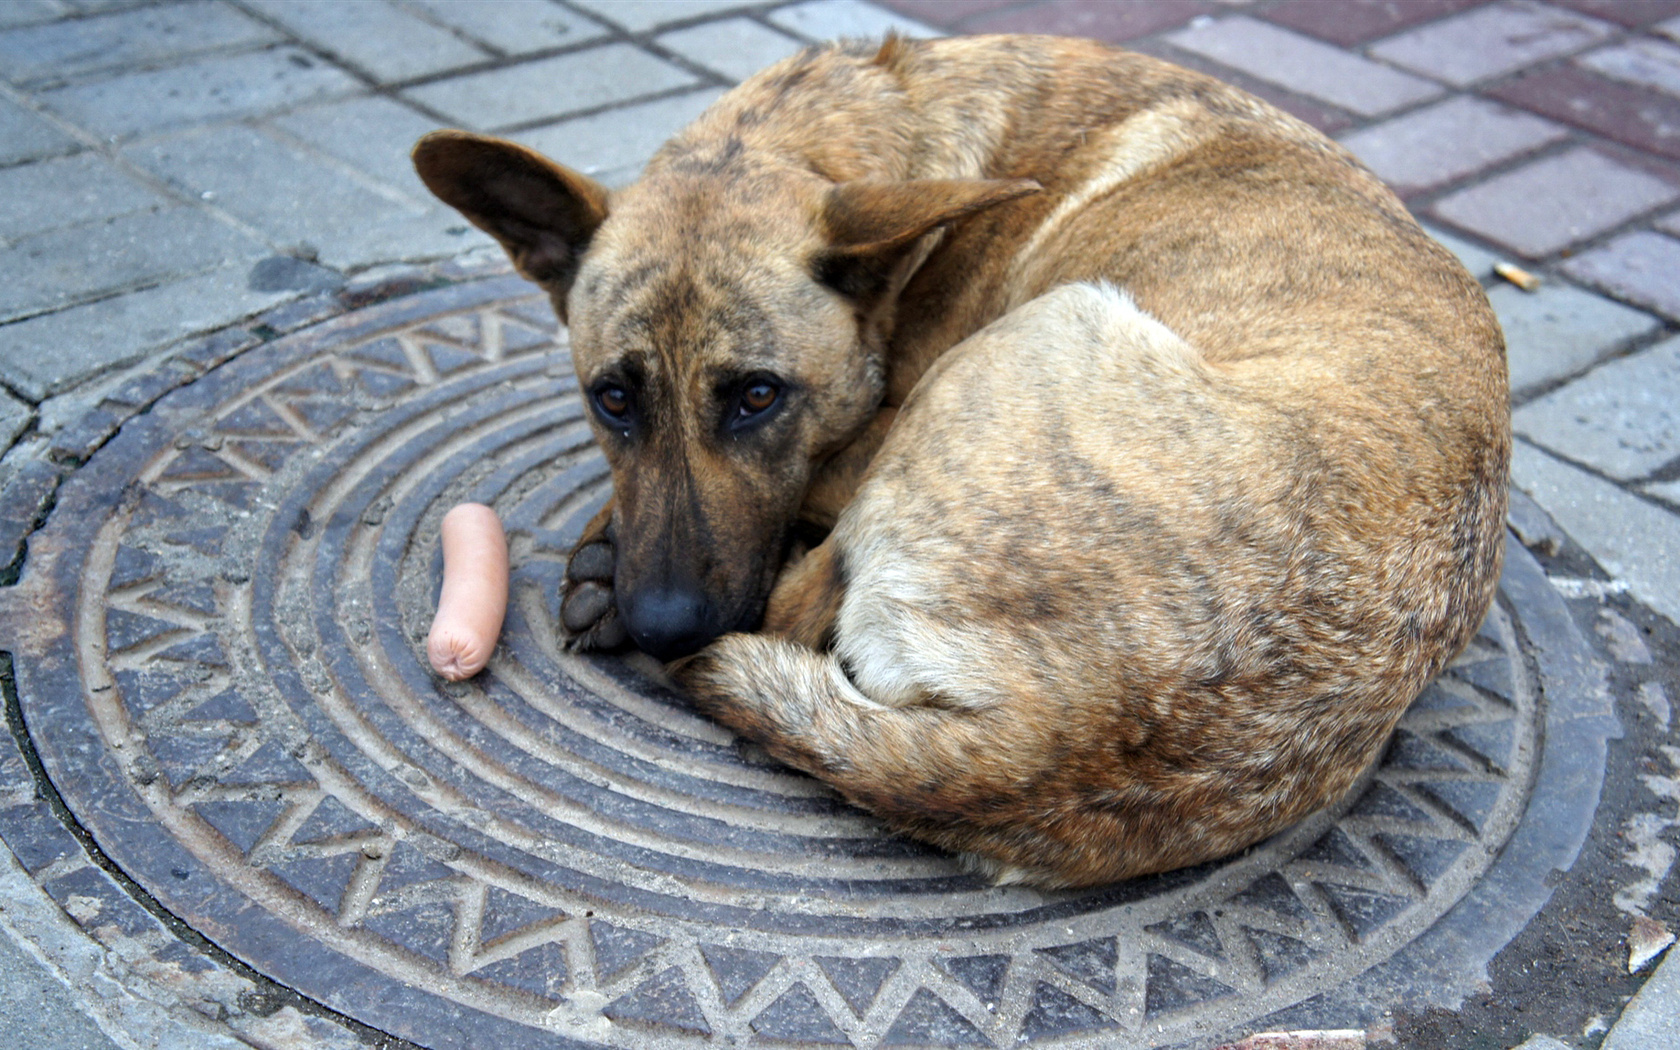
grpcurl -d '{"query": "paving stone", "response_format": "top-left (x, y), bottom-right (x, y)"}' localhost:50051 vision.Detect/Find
top-left (1369, 0), bottom-right (1617, 88)
top-left (961, 0), bottom-right (1212, 41)
top-left (1664, 14), bottom-right (1680, 41)
top-left (1164, 15), bottom-right (1442, 117)
top-left (0, 205), bottom-right (266, 324)
top-left (0, 0), bottom-right (67, 29)
top-left (243, 0), bottom-right (488, 84)
top-left (402, 43), bottom-right (698, 130)
top-left (0, 262), bottom-right (293, 400)
top-left (514, 87), bottom-right (727, 188)
top-left (399, 0), bottom-right (609, 56)
top-left (1576, 38), bottom-right (1680, 99)
top-left (1603, 922), bottom-right (1680, 1048)
top-left (1510, 441), bottom-right (1680, 625)
top-left (0, 0), bottom-right (277, 85)
top-left (1645, 477), bottom-right (1680, 507)
top-left (1423, 223), bottom-right (1505, 278)
top-left (0, 387), bottom-right (31, 450)
top-left (1430, 147), bottom-right (1680, 257)
top-left (36, 46), bottom-right (360, 141)
top-left (656, 17), bottom-right (805, 82)
top-left (872, 0), bottom-right (1020, 30)
top-left (1258, 0), bottom-right (1485, 47)
top-left (1134, 38), bottom-right (1355, 133)
top-left (1490, 279), bottom-right (1661, 395)
top-left (767, 0), bottom-right (940, 41)
top-left (267, 94), bottom-right (446, 202)
top-left (1491, 63), bottom-right (1680, 161)
top-left (570, 0), bottom-right (765, 33)
top-left (1513, 335), bottom-right (1680, 479)
top-left (0, 96), bottom-right (79, 166)
top-left (1561, 229), bottom-right (1680, 319)
top-left (1338, 95), bottom-right (1567, 195)
top-left (0, 920), bottom-right (124, 1050)
top-left (1557, 0), bottom-right (1680, 28)
top-left (122, 124), bottom-right (486, 271)
top-left (0, 152), bottom-right (164, 242)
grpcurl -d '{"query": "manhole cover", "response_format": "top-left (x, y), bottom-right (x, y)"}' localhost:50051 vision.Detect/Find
top-left (4, 276), bottom-right (1571, 1048)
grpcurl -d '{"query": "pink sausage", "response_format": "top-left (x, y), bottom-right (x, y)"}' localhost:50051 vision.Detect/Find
top-left (427, 503), bottom-right (508, 680)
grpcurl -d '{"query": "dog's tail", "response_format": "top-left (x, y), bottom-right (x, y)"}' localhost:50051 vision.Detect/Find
top-left (671, 633), bottom-right (1088, 886)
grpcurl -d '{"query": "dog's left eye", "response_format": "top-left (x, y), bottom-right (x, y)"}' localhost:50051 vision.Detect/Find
top-left (740, 382), bottom-right (778, 416)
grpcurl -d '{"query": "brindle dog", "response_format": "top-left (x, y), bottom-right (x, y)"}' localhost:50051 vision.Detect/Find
top-left (413, 35), bottom-right (1509, 888)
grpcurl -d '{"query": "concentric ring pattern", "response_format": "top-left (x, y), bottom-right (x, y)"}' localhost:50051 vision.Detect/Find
top-left (17, 277), bottom-right (1540, 1049)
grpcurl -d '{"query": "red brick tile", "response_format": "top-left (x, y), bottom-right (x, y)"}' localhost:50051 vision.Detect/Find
top-left (1549, 0), bottom-right (1680, 27)
top-left (1259, 0), bottom-right (1490, 47)
top-left (964, 0), bottom-right (1214, 42)
top-left (870, 0), bottom-right (1023, 30)
top-left (1490, 64), bottom-right (1680, 160)
top-left (1132, 40), bottom-right (1355, 133)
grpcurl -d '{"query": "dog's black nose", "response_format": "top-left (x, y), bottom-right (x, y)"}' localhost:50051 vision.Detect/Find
top-left (621, 585), bottom-right (716, 660)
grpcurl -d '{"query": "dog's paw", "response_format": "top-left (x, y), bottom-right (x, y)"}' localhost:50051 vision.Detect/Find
top-left (560, 540), bottom-right (627, 650)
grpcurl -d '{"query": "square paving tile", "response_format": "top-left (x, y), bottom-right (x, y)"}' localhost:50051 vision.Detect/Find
top-left (0, 95), bottom-right (79, 166)
top-left (1663, 13), bottom-right (1680, 41)
top-left (1423, 223), bottom-right (1505, 278)
top-left (1134, 38), bottom-right (1354, 132)
top-left (0, 152), bottom-right (164, 241)
top-left (871, 0), bottom-right (1021, 30)
top-left (0, 0), bottom-right (65, 29)
top-left (514, 87), bottom-right (727, 188)
top-left (36, 46), bottom-right (360, 140)
top-left (1491, 63), bottom-right (1680, 160)
top-left (402, 44), bottom-right (699, 130)
top-left (1576, 38), bottom-right (1680, 97)
top-left (962, 0), bottom-right (1213, 42)
top-left (1369, 0), bottom-right (1617, 87)
top-left (1491, 279), bottom-right (1660, 395)
top-left (1164, 15), bottom-right (1441, 116)
top-left (243, 0), bottom-right (488, 84)
top-left (1553, 0), bottom-right (1680, 27)
top-left (1514, 334), bottom-right (1680, 480)
top-left (1338, 95), bottom-right (1567, 195)
top-left (1258, 0), bottom-right (1488, 46)
top-left (570, 0), bottom-right (766, 33)
top-left (267, 95), bottom-right (447, 202)
top-left (0, 0), bottom-right (277, 85)
top-left (656, 17), bottom-right (805, 82)
top-left (768, 0), bottom-right (940, 40)
top-left (1561, 229), bottom-right (1680, 319)
top-left (399, 0), bottom-right (609, 57)
top-left (1430, 147), bottom-right (1680, 257)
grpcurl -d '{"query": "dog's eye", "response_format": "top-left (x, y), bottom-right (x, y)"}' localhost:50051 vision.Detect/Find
top-left (594, 385), bottom-right (630, 420)
top-left (740, 382), bottom-right (778, 416)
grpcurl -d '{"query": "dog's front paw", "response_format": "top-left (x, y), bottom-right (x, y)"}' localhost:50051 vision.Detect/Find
top-left (561, 540), bottom-right (627, 650)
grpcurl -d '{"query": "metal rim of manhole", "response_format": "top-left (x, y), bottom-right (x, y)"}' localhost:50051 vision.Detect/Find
top-left (0, 274), bottom-right (1611, 1050)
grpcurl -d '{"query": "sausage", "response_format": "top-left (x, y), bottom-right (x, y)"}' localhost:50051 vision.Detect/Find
top-left (427, 503), bottom-right (508, 680)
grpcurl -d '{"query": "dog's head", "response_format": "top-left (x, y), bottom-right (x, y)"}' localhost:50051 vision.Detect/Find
top-left (414, 130), bottom-right (1034, 658)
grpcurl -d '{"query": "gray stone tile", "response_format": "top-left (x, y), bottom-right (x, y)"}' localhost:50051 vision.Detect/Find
top-left (1577, 38), bottom-right (1680, 98)
top-left (0, 918), bottom-right (124, 1050)
top-left (1604, 901), bottom-right (1680, 1047)
top-left (0, 205), bottom-right (266, 323)
top-left (656, 17), bottom-right (805, 82)
top-left (0, 386), bottom-right (32, 450)
top-left (1369, 0), bottom-right (1616, 88)
top-left (0, 262), bottom-right (293, 399)
top-left (0, 1), bottom-right (69, 29)
top-left (1511, 440), bottom-right (1680, 625)
top-left (402, 43), bottom-right (698, 129)
top-left (1562, 230), bottom-right (1680, 320)
top-left (1492, 280), bottom-right (1660, 396)
top-left (0, 0), bottom-right (277, 85)
top-left (398, 0), bottom-right (608, 56)
top-left (121, 124), bottom-right (488, 270)
top-left (0, 152), bottom-right (165, 242)
top-left (0, 96), bottom-right (79, 166)
top-left (1660, 14), bottom-right (1680, 44)
top-left (1422, 224), bottom-right (1504, 279)
top-left (268, 94), bottom-right (445, 201)
top-left (243, 0), bottom-right (487, 84)
top-left (1430, 147), bottom-right (1679, 258)
top-left (36, 46), bottom-right (360, 140)
top-left (570, 0), bottom-right (764, 33)
top-left (1165, 15), bottom-right (1441, 117)
top-left (514, 86), bottom-right (727, 187)
top-left (1338, 96), bottom-right (1567, 195)
top-left (1514, 335), bottom-right (1680, 480)
top-left (767, 0), bottom-right (940, 41)
top-left (1645, 478), bottom-right (1680, 508)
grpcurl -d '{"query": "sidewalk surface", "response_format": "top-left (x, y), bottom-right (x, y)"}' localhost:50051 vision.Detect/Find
top-left (0, 2), bottom-right (1678, 1049)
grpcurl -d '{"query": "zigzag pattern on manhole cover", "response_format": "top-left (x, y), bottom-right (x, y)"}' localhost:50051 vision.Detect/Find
top-left (7, 277), bottom-right (1540, 1049)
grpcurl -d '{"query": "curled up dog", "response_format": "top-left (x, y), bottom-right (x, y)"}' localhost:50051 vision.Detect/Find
top-left (412, 35), bottom-right (1510, 888)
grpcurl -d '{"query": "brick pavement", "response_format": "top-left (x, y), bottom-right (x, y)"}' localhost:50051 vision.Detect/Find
top-left (0, 2), bottom-right (1678, 1049)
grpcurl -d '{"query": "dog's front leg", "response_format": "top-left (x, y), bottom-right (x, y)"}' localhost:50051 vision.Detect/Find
top-left (560, 500), bottom-right (626, 650)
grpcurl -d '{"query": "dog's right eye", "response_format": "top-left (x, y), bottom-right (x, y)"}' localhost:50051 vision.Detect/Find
top-left (591, 384), bottom-right (632, 430)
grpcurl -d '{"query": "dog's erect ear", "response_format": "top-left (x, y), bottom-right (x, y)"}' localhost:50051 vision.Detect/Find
top-left (413, 130), bottom-right (609, 309)
top-left (814, 178), bottom-right (1041, 301)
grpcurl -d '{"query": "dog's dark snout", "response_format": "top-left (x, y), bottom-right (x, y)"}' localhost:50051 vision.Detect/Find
top-left (622, 585), bottom-right (716, 660)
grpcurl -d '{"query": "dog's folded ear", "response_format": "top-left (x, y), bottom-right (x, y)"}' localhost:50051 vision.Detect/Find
top-left (413, 131), bottom-right (609, 314)
top-left (814, 178), bottom-right (1041, 302)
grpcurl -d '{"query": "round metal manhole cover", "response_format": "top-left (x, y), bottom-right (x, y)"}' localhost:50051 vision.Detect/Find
top-left (9, 276), bottom-right (1548, 1049)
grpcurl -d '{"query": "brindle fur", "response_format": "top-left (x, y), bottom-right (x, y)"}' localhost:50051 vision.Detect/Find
top-left (413, 35), bottom-right (1509, 887)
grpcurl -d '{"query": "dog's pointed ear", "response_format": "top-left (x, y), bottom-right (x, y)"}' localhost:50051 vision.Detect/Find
top-left (813, 178), bottom-right (1040, 302)
top-left (413, 130), bottom-right (608, 310)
